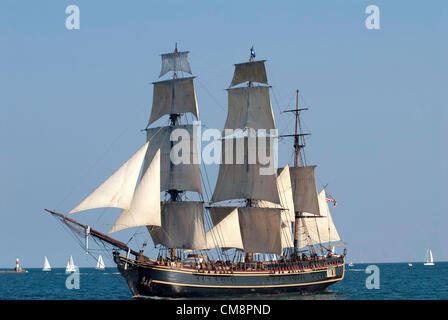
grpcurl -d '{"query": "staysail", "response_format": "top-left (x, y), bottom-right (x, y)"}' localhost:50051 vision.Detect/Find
top-left (205, 208), bottom-right (244, 250)
top-left (259, 165), bottom-right (295, 222)
top-left (297, 189), bottom-right (341, 249)
top-left (69, 142), bottom-right (150, 214)
top-left (108, 149), bottom-right (161, 233)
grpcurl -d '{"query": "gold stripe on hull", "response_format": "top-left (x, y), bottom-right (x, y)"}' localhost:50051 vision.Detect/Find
top-left (151, 276), bottom-right (343, 289)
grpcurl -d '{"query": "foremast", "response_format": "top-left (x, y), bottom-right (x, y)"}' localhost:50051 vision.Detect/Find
top-left (50, 44), bottom-right (206, 262)
top-left (145, 44), bottom-right (206, 260)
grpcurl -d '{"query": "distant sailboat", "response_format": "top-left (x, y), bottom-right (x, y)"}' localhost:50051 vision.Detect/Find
top-left (42, 256), bottom-right (51, 271)
top-left (408, 263), bottom-right (413, 267)
top-left (65, 255), bottom-right (77, 273)
top-left (348, 262), bottom-right (354, 267)
top-left (424, 249), bottom-right (435, 266)
top-left (96, 255), bottom-right (105, 270)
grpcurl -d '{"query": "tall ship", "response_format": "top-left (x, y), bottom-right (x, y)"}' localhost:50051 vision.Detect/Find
top-left (45, 45), bottom-right (346, 298)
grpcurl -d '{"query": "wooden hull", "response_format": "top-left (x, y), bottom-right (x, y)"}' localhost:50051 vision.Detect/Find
top-left (114, 254), bottom-right (345, 298)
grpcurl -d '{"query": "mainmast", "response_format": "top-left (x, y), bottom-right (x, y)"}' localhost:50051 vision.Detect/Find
top-left (210, 47), bottom-right (284, 259)
top-left (245, 47), bottom-right (255, 263)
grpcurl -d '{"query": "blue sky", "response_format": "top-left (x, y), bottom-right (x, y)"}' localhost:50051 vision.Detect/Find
top-left (0, 1), bottom-right (446, 267)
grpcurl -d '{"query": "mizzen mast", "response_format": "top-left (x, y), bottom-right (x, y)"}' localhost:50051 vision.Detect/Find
top-left (280, 89), bottom-right (310, 167)
top-left (280, 90), bottom-right (319, 256)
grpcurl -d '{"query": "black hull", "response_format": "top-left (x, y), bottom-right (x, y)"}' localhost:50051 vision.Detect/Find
top-left (114, 255), bottom-right (345, 298)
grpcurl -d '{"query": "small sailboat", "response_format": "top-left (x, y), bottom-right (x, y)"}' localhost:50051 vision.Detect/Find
top-left (348, 262), bottom-right (354, 267)
top-left (424, 249), bottom-right (435, 266)
top-left (42, 256), bottom-right (51, 271)
top-left (96, 255), bottom-right (105, 270)
top-left (65, 255), bottom-right (77, 273)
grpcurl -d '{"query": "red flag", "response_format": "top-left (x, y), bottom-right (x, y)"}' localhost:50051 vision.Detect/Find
top-left (326, 195), bottom-right (337, 207)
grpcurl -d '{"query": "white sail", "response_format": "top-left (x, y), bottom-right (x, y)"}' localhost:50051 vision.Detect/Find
top-left (259, 165), bottom-right (295, 222)
top-left (230, 60), bottom-right (268, 87)
top-left (108, 149), bottom-right (161, 233)
top-left (297, 189), bottom-right (340, 249)
top-left (259, 165), bottom-right (295, 251)
top-left (224, 86), bottom-right (276, 131)
top-left (289, 166), bottom-right (320, 215)
top-left (69, 142), bottom-right (150, 214)
top-left (280, 219), bottom-right (294, 251)
top-left (238, 207), bottom-right (283, 255)
top-left (148, 202), bottom-right (207, 250)
top-left (205, 208), bottom-right (244, 250)
top-left (65, 255), bottom-right (77, 273)
top-left (211, 136), bottom-right (280, 204)
top-left (144, 125), bottom-right (203, 194)
top-left (96, 255), bottom-right (105, 270)
top-left (148, 77), bottom-right (199, 125)
top-left (42, 256), bottom-right (51, 271)
top-left (208, 206), bottom-right (236, 226)
top-left (424, 249), bottom-right (435, 265)
top-left (316, 189), bottom-right (341, 242)
top-left (159, 51), bottom-right (192, 78)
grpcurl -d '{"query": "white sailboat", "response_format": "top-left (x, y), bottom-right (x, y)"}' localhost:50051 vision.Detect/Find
top-left (42, 256), bottom-right (51, 271)
top-left (65, 255), bottom-right (77, 273)
top-left (424, 249), bottom-right (435, 266)
top-left (96, 255), bottom-right (105, 270)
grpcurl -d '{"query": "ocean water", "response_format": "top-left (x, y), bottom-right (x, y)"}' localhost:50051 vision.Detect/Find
top-left (0, 262), bottom-right (447, 300)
